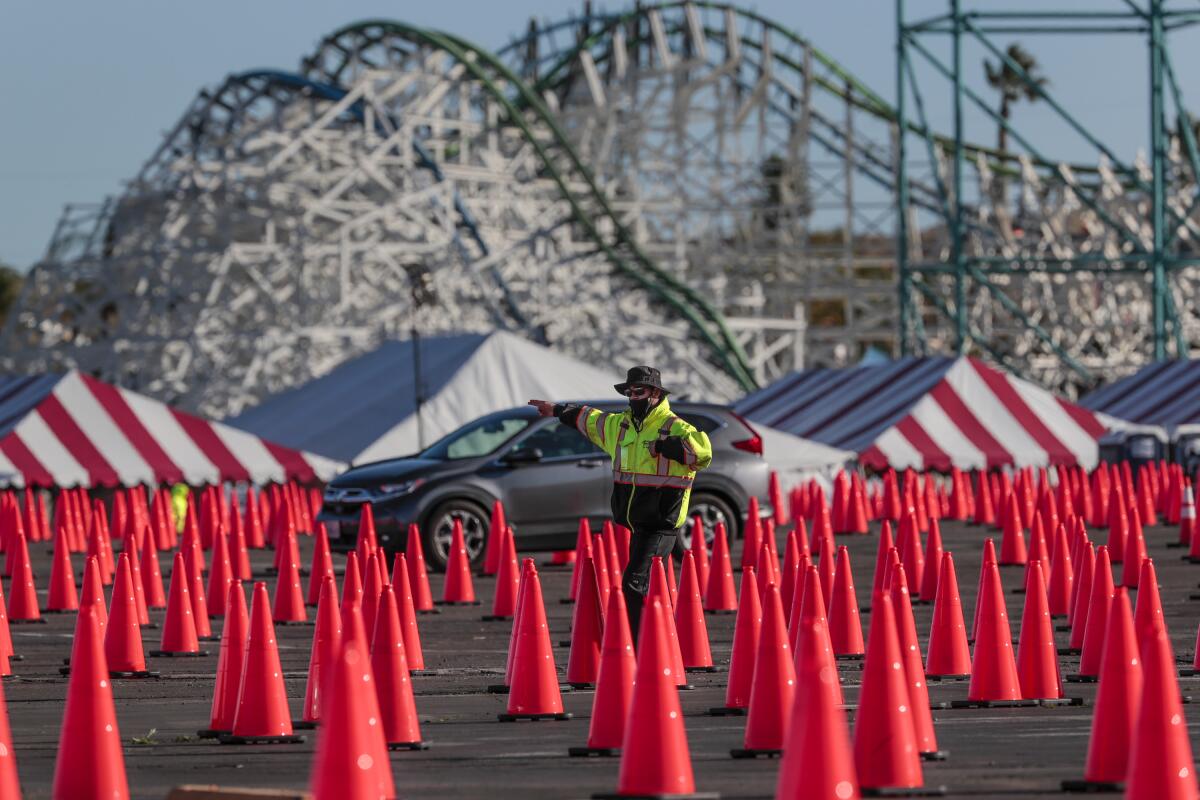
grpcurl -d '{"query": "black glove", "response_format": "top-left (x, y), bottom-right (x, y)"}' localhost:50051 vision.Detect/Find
top-left (649, 436), bottom-right (687, 463)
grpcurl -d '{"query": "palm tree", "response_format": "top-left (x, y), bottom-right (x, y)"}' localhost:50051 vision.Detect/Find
top-left (984, 44), bottom-right (1048, 154)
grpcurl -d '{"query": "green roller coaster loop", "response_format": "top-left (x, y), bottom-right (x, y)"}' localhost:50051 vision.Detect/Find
top-left (318, 20), bottom-right (758, 392)
top-left (512, 1), bottom-right (1105, 183)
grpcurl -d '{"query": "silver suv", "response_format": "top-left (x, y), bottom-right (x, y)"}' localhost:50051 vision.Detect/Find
top-left (318, 401), bottom-right (770, 571)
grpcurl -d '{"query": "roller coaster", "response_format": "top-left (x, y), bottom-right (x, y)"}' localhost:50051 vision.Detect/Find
top-left (6, 2), bottom-right (1200, 416)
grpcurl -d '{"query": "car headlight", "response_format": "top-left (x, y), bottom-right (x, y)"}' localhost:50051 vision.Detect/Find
top-left (372, 479), bottom-right (425, 500)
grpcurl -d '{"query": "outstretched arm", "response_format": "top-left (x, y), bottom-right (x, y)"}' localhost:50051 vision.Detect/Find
top-left (527, 399), bottom-right (555, 417)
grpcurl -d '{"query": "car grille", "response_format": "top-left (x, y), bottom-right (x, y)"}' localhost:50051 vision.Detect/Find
top-left (325, 487), bottom-right (372, 504)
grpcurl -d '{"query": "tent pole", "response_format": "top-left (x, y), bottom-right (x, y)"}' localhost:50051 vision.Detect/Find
top-left (412, 327), bottom-right (425, 451)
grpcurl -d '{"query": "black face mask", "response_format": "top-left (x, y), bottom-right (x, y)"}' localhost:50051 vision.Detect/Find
top-left (629, 396), bottom-right (654, 421)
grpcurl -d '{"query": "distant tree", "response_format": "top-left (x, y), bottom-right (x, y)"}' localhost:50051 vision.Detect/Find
top-left (0, 263), bottom-right (23, 330)
top-left (984, 44), bottom-right (1048, 154)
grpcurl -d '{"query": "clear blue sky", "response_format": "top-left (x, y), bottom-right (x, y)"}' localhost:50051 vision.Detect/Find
top-left (1, 0), bottom-right (1193, 271)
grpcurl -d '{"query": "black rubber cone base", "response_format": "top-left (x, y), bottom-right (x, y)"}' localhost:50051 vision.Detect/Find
top-left (861, 787), bottom-right (947, 797)
top-left (594, 792), bottom-right (719, 800)
top-left (1061, 778), bottom-right (1123, 793)
top-left (835, 653), bottom-right (865, 661)
top-left (497, 711), bottom-right (572, 721)
top-left (677, 683), bottom-right (696, 691)
top-left (1058, 647), bottom-right (1082, 656)
top-left (707, 706), bottom-right (746, 717)
top-left (148, 649), bottom-right (211, 658)
top-left (41, 609), bottom-right (77, 615)
top-left (559, 598), bottom-right (577, 605)
top-left (1065, 674), bottom-right (1098, 683)
top-left (558, 640), bottom-right (573, 648)
top-left (481, 614), bottom-right (513, 622)
top-left (925, 674), bottom-right (970, 682)
top-left (435, 600), bottom-right (482, 606)
top-left (219, 733), bottom-right (305, 745)
top-left (196, 728), bottom-right (229, 739)
top-left (921, 750), bottom-right (949, 761)
top-left (704, 609), bottom-right (737, 615)
top-left (948, 698), bottom-right (1040, 709)
top-left (1181, 668), bottom-right (1200, 677)
top-left (1055, 624), bottom-right (1072, 632)
top-left (275, 619), bottom-right (314, 627)
top-left (388, 740), bottom-right (431, 751)
top-left (293, 720), bottom-right (318, 730)
top-left (1037, 697), bottom-right (1085, 707)
top-left (730, 748), bottom-right (781, 759)
top-left (8, 655), bottom-right (22, 663)
top-left (1167, 542), bottom-right (1187, 549)
top-left (569, 746), bottom-right (620, 757)
top-left (109, 670), bottom-right (160, 679)
top-left (486, 684), bottom-right (509, 694)
top-left (685, 665), bottom-right (721, 674)
top-left (9, 618), bottom-right (47, 625)
top-left (416, 608), bottom-right (441, 615)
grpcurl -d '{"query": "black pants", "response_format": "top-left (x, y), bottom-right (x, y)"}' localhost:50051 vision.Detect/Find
top-left (622, 527), bottom-right (678, 647)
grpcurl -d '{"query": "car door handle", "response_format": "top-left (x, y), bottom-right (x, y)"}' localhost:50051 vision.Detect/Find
top-left (576, 459), bottom-right (607, 468)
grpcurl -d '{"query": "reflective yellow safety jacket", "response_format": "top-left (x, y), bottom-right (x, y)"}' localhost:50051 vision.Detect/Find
top-left (555, 398), bottom-right (712, 531)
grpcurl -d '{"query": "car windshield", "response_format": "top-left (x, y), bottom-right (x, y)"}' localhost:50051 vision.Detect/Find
top-left (419, 416), bottom-right (531, 460)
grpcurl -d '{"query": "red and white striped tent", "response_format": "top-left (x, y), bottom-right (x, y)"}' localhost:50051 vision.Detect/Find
top-left (736, 356), bottom-right (1122, 471)
top-left (0, 371), bottom-right (343, 487)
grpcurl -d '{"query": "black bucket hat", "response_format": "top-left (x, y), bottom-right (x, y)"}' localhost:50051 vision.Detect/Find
top-left (614, 365), bottom-right (670, 396)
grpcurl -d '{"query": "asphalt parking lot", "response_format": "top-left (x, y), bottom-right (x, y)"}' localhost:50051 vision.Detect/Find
top-left (5, 517), bottom-right (1198, 799)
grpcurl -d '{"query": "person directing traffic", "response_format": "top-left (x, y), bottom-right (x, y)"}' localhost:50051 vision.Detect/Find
top-left (528, 365), bottom-right (712, 642)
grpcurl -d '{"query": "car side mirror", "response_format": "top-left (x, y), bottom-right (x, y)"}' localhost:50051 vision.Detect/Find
top-left (502, 448), bottom-right (543, 465)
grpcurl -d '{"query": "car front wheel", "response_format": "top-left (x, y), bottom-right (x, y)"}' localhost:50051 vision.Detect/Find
top-left (676, 491), bottom-right (737, 554)
top-left (421, 499), bottom-right (490, 572)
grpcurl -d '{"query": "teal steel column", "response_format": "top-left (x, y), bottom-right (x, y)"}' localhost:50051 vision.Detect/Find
top-left (1150, 0), bottom-right (1168, 359)
top-left (951, 0), bottom-right (967, 352)
top-left (896, 0), bottom-right (911, 356)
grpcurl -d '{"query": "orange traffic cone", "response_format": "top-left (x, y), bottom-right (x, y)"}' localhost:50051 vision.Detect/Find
top-left (566, 518), bottom-right (593, 603)
top-left (372, 585), bottom-right (428, 750)
top-left (777, 596), bottom-right (860, 800)
top-left (1125, 624), bottom-right (1199, 800)
top-left (1071, 545), bottom-right (1115, 682)
top-left (742, 496), bottom-right (762, 570)
top-left (854, 593), bottom-right (931, 793)
top-left (601, 600), bottom-right (711, 799)
top-left (391, 553), bottom-right (425, 673)
top-left (690, 515), bottom-right (710, 592)
top-left (400, 525), bottom-right (433, 614)
top-left (273, 535), bottom-right (308, 625)
top-left (222, 582), bottom-right (303, 744)
top-left (440, 518), bottom-right (479, 605)
top-left (139, 529), bottom-right (166, 609)
top-left (1047, 522), bottom-right (1074, 616)
top-left (199, 580), bottom-right (249, 738)
top-left (1135, 558), bottom-right (1165, 654)
top-left (732, 582), bottom-right (795, 758)
top-left (46, 523), bottom-right (78, 613)
top-left (1061, 588), bottom-right (1142, 791)
top-left (925, 553), bottom-right (971, 680)
top-left (703, 520), bottom-right (737, 613)
top-left (795, 563), bottom-right (843, 706)
top-left (205, 525), bottom-right (233, 618)
top-left (360, 553), bottom-right (383, 640)
top-left (484, 522), bottom-right (521, 621)
top-left (79, 555), bottom-right (107, 636)
top-left (182, 543), bottom-right (213, 640)
top-left (7, 533), bottom-right (41, 623)
top-left (648, 557), bottom-right (690, 689)
top-left (817, 537), bottom-right (836, 611)
top-left (102, 554), bottom-right (154, 678)
top-left (829, 545), bottom-right (864, 659)
top-left (496, 560), bottom-right (532, 694)
top-left (307, 524), bottom-right (334, 606)
top-left (675, 552), bottom-right (714, 672)
top-left (0, 571), bottom-right (15, 667)
top-left (308, 637), bottom-right (395, 800)
top-left (297, 575), bottom-right (341, 730)
top-left (566, 554), bottom-right (605, 688)
top-left (889, 563), bottom-right (944, 760)
top-left (1122, 508), bottom-right (1148, 588)
top-left (570, 590), bottom-right (636, 757)
top-left (1015, 561), bottom-right (1063, 700)
top-left (52, 606), bottom-right (128, 800)
top-left (897, 512), bottom-right (924, 594)
top-left (149, 552), bottom-right (208, 658)
top-left (483, 498), bottom-right (507, 576)
top-left (709, 566), bottom-right (761, 716)
top-left (123, 534), bottom-right (150, 627)
top-left (1068, 543), bottom-right (1096, 651)
top-left (341, 552), bottom-right (363, 616)
top-left (960, 560), bottom-right (1026, 706)
top-left (999, 493), bottom-right (1028, 565)
top-left (918, 519), bottom-right (943, 603)
top-left (501, 560), bottom-right (570, 721)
